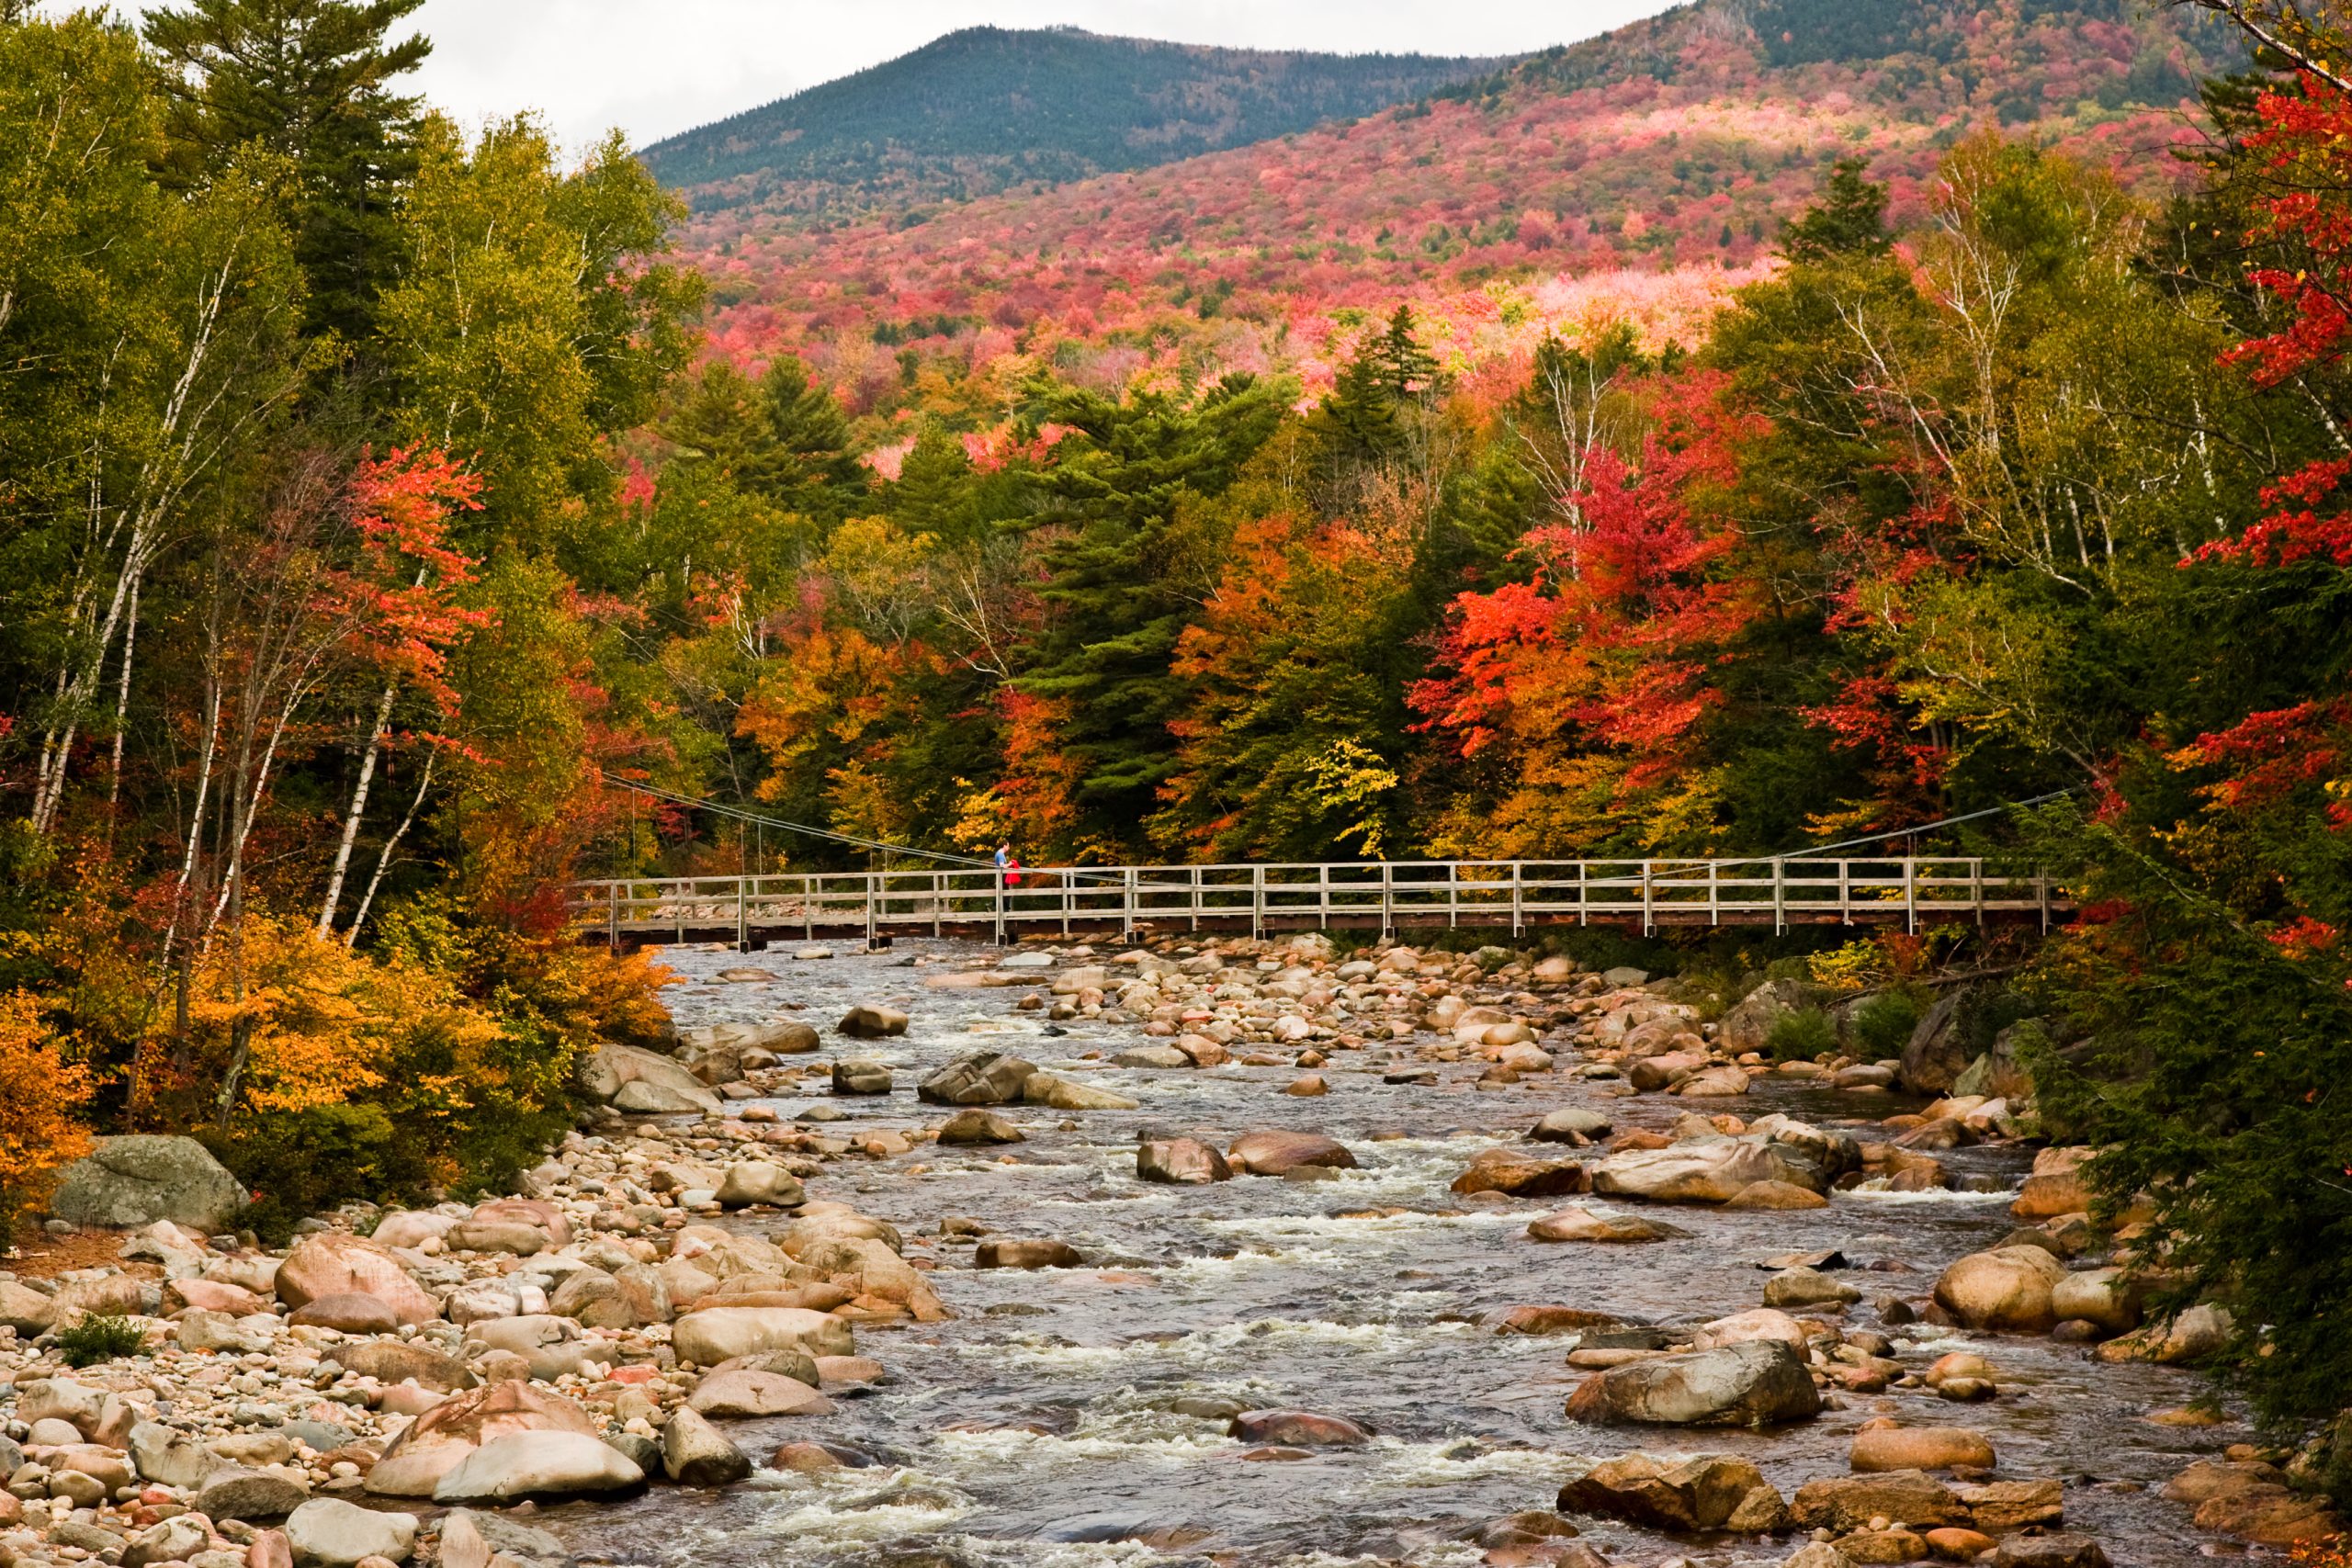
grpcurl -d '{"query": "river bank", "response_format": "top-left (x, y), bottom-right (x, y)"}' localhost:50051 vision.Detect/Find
top-left (0, 933), bottom-right (2317, 1568)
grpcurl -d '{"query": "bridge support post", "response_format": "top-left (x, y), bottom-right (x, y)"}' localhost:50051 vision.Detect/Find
top-left (1905, 857), bottom-right (1917, 935)
top-left (607, 884), bottom-right (619, 950)
top-left (1122, 869), bottom-right (1136, 942)
top-left (1772, 860), bottom-right (1784, 936)
top-left (1510, 863), bottom-right (1522, 938)
top-left (1381, 863), bottom-right (1393, 940)
top-left (736, 880), bottom-right (749, 952)
top-left (1642, 861), bottom-right (1654, 937)
top-left (1250, 865), bottom-right (1263, 942)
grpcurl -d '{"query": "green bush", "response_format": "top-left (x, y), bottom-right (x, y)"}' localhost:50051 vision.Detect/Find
top-left (195, 1102), bottom-right (425, 1245)
top-left (56, 1314), bottom-right (146, 1368)
top-left (1853, 987), bottom-right (1928, 1057)
top-left (1764, 1005), bottom-right (1838, 1062)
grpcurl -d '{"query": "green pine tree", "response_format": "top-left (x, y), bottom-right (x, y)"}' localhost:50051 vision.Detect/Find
top-left (1014, 373), bottom-right (1288, 850)
top-left (143, 0), bottom-right (430, 343)
top-left (1781, 155), bottom-right (1894, 265)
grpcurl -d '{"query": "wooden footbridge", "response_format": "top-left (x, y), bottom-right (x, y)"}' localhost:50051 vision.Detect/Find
top-left (569, 857), bottom-right (2065, 949)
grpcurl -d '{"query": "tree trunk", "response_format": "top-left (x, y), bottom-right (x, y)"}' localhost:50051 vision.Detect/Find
top-left (316, 682), bottom-right (397, 937)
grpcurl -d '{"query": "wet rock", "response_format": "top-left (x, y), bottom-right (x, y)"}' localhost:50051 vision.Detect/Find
top-left (939, 1109), bottom-right (1024, 1145)
top-left (1565, 1339), bottom-right (1821, 1427)
top-left (276, 1231), bottom-right (442, 1325)
top-left (1590, 1140), bottom-right (1807, 1203)
top-left (432, 1431), bottom-right (644, 1503)
top-left (673, 1305), bottom-right (854, 1365)
top-left (1718, 979), bottom-right (1824, 1055)
top-left (1114, 1044), bottom-right (1191, 1067)
top-left (919, 1051), bottom-right (1039, 1105)
top-left (2011, 1148), bottom-right (2093, 1221)
top-left (284, 1498), bottom-right (417, 1566)
top-left (686, 1368), bottom-right (834, 1417)
top-left (831, 1059), bottom-right (893, 1095)
top-left (1957, 1479), bottom-right (2064, 1529)
top-left (1227, 1409), bottom-right (1369, 1447)
top-left (2048, 1269), bottom-right (2138, 1335)
top-left (1692, 1307), bottom-right (1810, 1351)
top-left (976, 1237), bottom-right (1083, 1269)
top-left (770, 1439), bottom-right (883, 1472)
top-left (1932, 1247), bottom-right (2067, 1333)
top-left (1764, 1267), bottom-right (1860, 1309)
top-left (660, 1407), bottom-right (752, 1487)
top-left (1491, 1305), bottom-right (1627, 1336)
top-left (1793, 1472), bottom-right (1971, 1533)
top-left (1528, 1205), bottom-right (1681, 1244)
top-left (1452, 1149), bottom-right (1589, 1197)
top-left (50, 1134), bottom-right (247, 1230)
top-left (1674, 1065), bottom-right (1755, 1097)
top-left (1285, 1074), bottom-right (1327, 1096)
top-left (1989, 1535), bottom-right (2109, 1568)
top-left (1531, 1108), bottom-right (1612, 1144)
top-left (1227, 1130), bottom-right (1358, 1176)
top-left (1558, 1451), bottom-right (1788, 1532)
top-left (839, 1005), bottom-right (909, 1038)
top-left (1137, 1138), bottom-right (1231, 1184)
top-left (582, 1043), bottom-right (722, 1114)
top-left (1925, 1529), bottom-right (1996, 1561)
top-left (1850, 1427), bottom-right (1996, 1472)
top-left (1726, 1179), bottom-right (1830, 1211)
top-left (1022, 1073), bottom-right (1140, 1111)
top-left (2094, 1303), bottom-right (2231, 1364)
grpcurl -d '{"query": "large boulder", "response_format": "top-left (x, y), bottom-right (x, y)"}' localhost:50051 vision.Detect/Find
top-left (661, 1406), bottom-right (752, 1487)
top-left (432, 1431), bottom-right (644, 1503)
top-left (284, 1497), bottom-right (417, 1566)
top-left (1227, 1410), bottom-right (1370, 1447)
top-left (1897, 989), bottom-right (1973, 1096)
top-left (1530, 1108), bottom-right (1612, 1145)
top-left (1791, 1472), bottom-right (1970, 1532)
top-left (1527, 1206), bottom-right (1681, 1244)
top-left (1590, 1140), bottom-right (1805, 1204)
top-left (1227, 1130), bottom-right (1358, 1176)
top-left (275, 1232), bottom-right (440, 1325)
top-left (686, 1369), bottom-right (834, 1417)
top-left (2050, 1269), bottom-right (2140, 1335)
top-left (1558, 1452), bottom-right (1788, 1533)
top-left (2011, 1147), bottom-right (2094, 1221)
top-left (716, 1163), bottom-right (805, 1209)
top-left (1137, 1138), bottom-right (1231, 1184)
top-left (838, 1005), bottom-right (908, 1039)
top-left (1022, 1073), bottom-right (1141, 1111)
top-left (447, 1198), bottom-right (571, 1255)
top-left (49, 1135), bottom-right (246, 1230)
top-left (918, 1052), bottom-right (1038, 1106)
top-left (938, 1109), bottom-right (1023, 1145)
top-left (1717, 979), bottom-right (1826, 1056)
top-left (323, 1339), bottom-right (475, 1393)
top-left (672, 1305), bottom-right (854, 1366)
top-left (1564, 1340), bottom-right (1821, 1428)
top-left (1850, 1427), bottom-right (1996, 1472)
top-left (581, 1043), bottom-right (722, 1114)
top-left (366, 1380), bottom-right (597, 1496)
top-left (194, 1466), bottom-right (312, 1521)
top-left (1932, 1247), bottom-right (2068, 1333)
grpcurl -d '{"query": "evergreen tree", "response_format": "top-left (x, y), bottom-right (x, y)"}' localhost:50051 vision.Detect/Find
top-left (143, 0), bottom-right (430, 343)
top-left (1015, 374), bottom-right (1288, 850)
top-left (660, 355), bottom-right (865, 524)
top-left (888, 424), bottom-right (977, 537)
top-left (1316, 304), bottom-right (1441, 462)
top-left (1781, 155), bottom-right (1894, 265)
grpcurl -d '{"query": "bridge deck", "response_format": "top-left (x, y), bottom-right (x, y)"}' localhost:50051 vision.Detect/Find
top-left (569, 857), bottom-right (2064, 948)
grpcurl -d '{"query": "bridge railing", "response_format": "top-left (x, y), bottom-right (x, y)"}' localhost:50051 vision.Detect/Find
top-left (567, 856), bottom-right (2059, 944)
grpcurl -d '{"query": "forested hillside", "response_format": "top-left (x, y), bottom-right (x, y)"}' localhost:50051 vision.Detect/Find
top-left (677, 0), bottom-right (2242, 403)
top-left (639, 27), bottom-right (1497, 223)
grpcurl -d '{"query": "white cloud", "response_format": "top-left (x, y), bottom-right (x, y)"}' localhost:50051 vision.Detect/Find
top-left (401, 0), bottom-right (1679, 155)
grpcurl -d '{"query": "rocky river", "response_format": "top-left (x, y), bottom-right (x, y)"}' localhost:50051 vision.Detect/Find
top-left (0, 931), bottom-right (2322, 1568)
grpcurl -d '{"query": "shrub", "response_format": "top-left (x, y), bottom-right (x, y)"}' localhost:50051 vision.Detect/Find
top-left (56, 1314), bottom-right (146, 1368)
top-left (1764, 1005), bottom-right (1838, 1062)
top-left (0, 991), bottom-right (95, 1249)
top-left (1852, 987), bottom-right (1928, 1057)
top-left (195, 1102), bottom-right (424, 1245)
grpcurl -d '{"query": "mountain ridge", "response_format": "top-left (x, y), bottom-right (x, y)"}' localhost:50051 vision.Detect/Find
top-left (641, 26), bottom-right (1503, 222)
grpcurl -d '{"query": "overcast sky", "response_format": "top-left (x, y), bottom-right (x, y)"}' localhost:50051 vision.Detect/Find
top-left (395, 1), bottom-right (1680, 154)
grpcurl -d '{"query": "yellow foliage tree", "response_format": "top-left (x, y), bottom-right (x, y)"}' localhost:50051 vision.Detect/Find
top-left (0, 992), bottom-right (95, 1244)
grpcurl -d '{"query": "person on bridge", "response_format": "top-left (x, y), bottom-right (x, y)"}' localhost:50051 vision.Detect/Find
top-left (996, 841), bottom-right (1023, 887)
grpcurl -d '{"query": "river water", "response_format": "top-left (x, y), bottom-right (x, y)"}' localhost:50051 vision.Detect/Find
top-left (554, 938), bottom-right (2243, 1568)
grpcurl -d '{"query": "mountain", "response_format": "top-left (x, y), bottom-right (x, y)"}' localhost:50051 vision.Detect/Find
top-left (640, 27), bottom-right (1500, 223)
top-left (666, 0), bottom-right (2245, 413)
